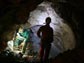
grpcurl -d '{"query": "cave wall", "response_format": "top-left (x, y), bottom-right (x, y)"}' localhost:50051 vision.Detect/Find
top-left (49, 0), bottom-right (84, 48)
top-left (0, 0), bottom-right (84, 51)
top-left (28, 1), bottom-right (76, 52)
top-left (0, 0), bottom-right (43, 42)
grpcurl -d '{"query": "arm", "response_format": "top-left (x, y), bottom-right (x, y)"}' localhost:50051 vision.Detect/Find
top-left (17, 33), bottom-right (25, 39)
top-left (37, 27), bottom-right (42, 38)
top-left (51, 28), bottom-right (54, 42)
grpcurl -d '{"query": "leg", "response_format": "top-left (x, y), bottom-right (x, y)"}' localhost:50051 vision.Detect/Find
top-left (44, 44), bottom-right (51, 62)
top-left (14, 39), bottom-right (19, 47)
top-left (39, 44), bottom-right (44, 62)
top-left (22, 41), bottom-right (27, 54)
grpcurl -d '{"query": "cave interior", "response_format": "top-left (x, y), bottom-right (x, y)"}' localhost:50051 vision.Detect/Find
top-left (0, 0), bottom-right (84, 63)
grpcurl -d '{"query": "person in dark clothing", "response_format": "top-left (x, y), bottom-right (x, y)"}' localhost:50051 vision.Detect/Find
top-left (37, 17), bottom-right (54, 62)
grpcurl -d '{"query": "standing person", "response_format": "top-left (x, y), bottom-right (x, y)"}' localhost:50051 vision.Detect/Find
top-left (37, 17), bottom-right (54, 63)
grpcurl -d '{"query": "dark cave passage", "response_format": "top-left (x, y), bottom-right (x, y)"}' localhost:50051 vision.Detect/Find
top-left (28, 1), bottom-right (76, 54)
top-left (0, 0), bottom-right (84, 63)
top-left (5, 1), bottom-right (76, 60)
